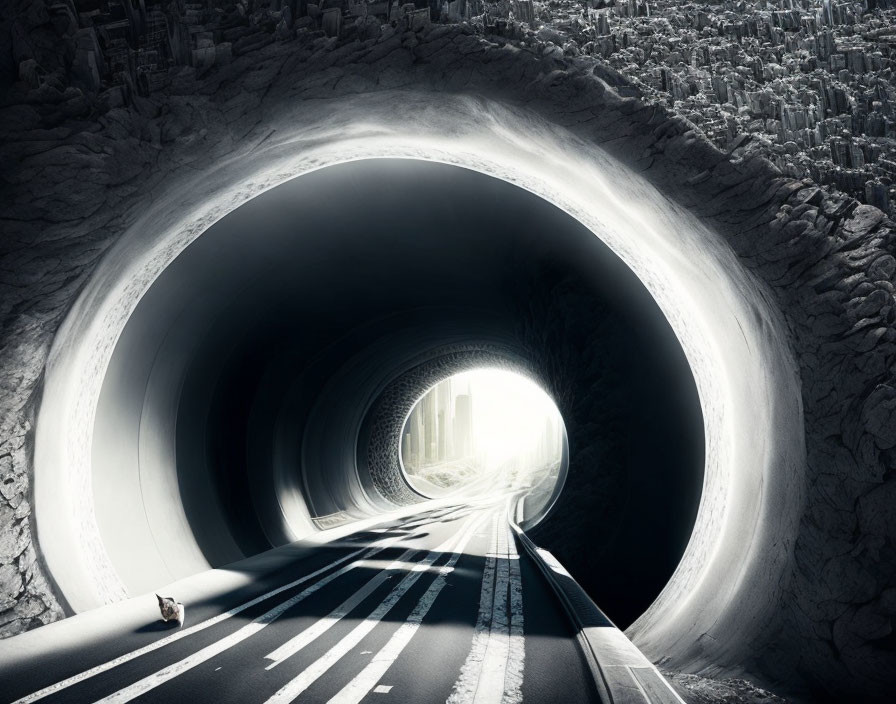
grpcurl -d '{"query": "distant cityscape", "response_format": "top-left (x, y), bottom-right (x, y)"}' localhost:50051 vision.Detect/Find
top-left (38, 0), bottom-right (896, 215)
top-left (402, 375), bottom-right (475, 470)
top-left (545, 0), bottom-right (896, 215)
top-left (401, 374), bottom-right (564, 490)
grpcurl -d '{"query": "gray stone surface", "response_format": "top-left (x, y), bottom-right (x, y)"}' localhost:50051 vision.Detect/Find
top-left (664, 671), bottom-right (790, 704)
top-left (1, 6), bottom-right (895, 702)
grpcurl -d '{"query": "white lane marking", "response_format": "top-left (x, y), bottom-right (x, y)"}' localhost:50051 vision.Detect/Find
top-left (448, 502), bottom-right (525, 704)
top-left (327, 513), bottom-right (488, 704)
top-left (503, 522), bottom-right (525, 704)
top-left (473, 513), bottom-right (512, 704)
top-left (262, 506), bottom-right (483, 669)
top-left (446, 514), bottom-right (500, 704)
top-left (263, 513), bottom-right (483, 704)
top-left (373, 685), bottom-right (393, 693)
top-left (263, 549), bottom-right (418, 669)
top-left (12, 532), bottom-right (410, 704)
top-left (91, 535), bottom-right (419, 704)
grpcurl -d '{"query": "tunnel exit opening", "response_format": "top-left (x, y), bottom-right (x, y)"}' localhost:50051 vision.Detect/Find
top-left (398, 368), bottom-right (568, 525)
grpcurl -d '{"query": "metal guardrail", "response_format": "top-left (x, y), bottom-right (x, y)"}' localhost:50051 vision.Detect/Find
top-left (509, 520), bottom-right (687, 704)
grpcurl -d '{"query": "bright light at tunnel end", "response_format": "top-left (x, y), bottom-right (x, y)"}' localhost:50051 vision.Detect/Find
top-left (400, 368), bottom-right (566, 511)
top-left (461, 369), bottom-right (561, 467)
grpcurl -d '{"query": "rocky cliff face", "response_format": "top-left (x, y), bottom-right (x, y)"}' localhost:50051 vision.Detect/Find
top-left (2, 3), bottom-right (895, 701)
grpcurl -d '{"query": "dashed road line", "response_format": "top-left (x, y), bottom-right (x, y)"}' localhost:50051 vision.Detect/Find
top-left (325, 513), bottom-right (489, 704)
top-left (88, 525), bottom-right (444, 704)
top-left (448, 501), bottom-right (525, 704)
top-left (12, 531), bottom-right (411, 704)
top-left (263, 548), bottom-right (420, 670)
top-left (262, 512), bottom-right (485, 704)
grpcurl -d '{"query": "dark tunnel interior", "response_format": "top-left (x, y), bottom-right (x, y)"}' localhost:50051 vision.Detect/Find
top-left (93, 158), bottom-right (704, 629)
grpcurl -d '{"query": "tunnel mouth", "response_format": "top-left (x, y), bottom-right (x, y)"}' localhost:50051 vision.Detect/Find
top-left (67, 157), bottom-right (703, 617)
top-left (398, 368), bottom-right (568, 525)
top-left (32, 93), bottom-right (802, 673)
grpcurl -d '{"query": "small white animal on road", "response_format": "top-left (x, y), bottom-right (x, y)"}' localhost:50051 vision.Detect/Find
top-left (156, 594), bottom-right (185, 626)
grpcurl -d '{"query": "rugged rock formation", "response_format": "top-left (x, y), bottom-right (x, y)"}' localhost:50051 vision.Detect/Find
top-left (2, 5), bottom-right (896, 702)
top-left (664, 671), bottom-right (791, 704)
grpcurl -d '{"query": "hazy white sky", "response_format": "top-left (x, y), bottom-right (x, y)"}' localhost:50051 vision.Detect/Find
top-left (455, 368), bottom-right (561, 468)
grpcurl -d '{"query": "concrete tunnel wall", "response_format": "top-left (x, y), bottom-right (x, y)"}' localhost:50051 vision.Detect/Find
top-left (7, 21), bottom-right (896, 701)
top-left (27, 95), bottom-right (802, 695)
top-left (79, 158), bottom-right (703, 615)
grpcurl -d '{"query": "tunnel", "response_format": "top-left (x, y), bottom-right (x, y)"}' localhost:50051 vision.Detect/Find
top-left (40, 156), bottom-right (704, 630)
top-left (22, 90), bottom-right (808, 701)
top-left (6, 2), bottom-right (896, 696)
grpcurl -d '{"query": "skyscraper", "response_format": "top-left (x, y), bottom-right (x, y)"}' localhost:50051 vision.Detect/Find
top-left (453, 393), bottom-right (473, 459)
top-left (423, 390), bottom-right (436, 464)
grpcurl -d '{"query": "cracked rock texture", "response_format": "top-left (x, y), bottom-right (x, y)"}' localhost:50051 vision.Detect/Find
top-left (362, 346), bottom-right (530, 507)
top-left (2, 3), bottom-right (896, 702)
top-left (0, 410), bottom-right (61, 637)
top-left (664, 672), bottom-right (790, 704)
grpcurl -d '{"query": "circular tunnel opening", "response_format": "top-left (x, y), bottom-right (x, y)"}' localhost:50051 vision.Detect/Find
top-left (38, 155), bottom-right (708, 633)
top-left (399, 368), bottom-right (568, 527)
top-left (33, 97), bottom-right (809, 682)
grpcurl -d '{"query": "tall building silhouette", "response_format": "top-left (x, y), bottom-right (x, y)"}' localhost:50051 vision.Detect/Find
top-left (401, 372), bottom-right (562, 481)
top-left (453, 393), bottom-right (473, 459)
top-left (423, 390), bottom-right (436, 463)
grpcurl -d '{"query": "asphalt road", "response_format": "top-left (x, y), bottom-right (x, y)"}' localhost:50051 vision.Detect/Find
top-left (0, 498), bottom-right (601, 704)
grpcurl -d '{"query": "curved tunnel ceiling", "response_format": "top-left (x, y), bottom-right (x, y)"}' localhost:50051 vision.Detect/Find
top-left (31, 93), bottom-right (805, 681)
top-left (88, 159), bottom-right (702, 630)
